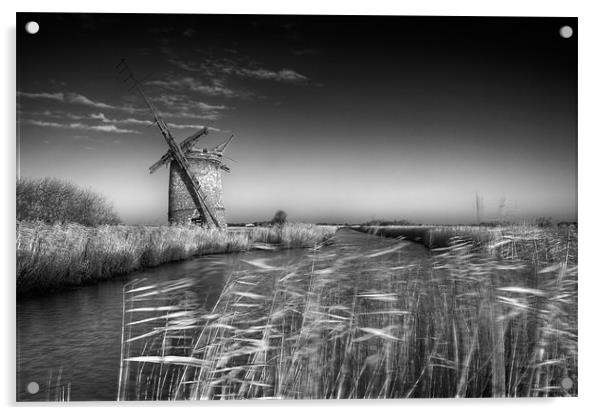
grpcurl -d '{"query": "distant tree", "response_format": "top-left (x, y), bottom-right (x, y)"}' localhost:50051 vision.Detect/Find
top-left (271, 210), bottom-right (287, 226)
top-left (535, 216), bottom-right (553, 228)
top-left (17, 177), bottom-right (121, 226)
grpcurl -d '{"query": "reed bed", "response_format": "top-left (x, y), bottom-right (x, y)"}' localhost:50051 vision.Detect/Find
top-left (358, 225), bottom-right (501, 249)
top-left (359, 224), bottom-right (577, 260)
top-left (250, 223), bottom-right (338, 248)
top-left (119, 225), bottom-right (577, 399)
top-left (16, 221), bottom-right (337, 295)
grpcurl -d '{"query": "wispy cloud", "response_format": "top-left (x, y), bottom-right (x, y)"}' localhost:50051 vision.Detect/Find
top-left (24, 119), bottom-right (141, 134)
top-left (148, 77), bottom-right (243, 99)
top-left (90, 112), bottom-right (152, 125)
top-left (25, 120), bottom-right (65, 128)
top-left (235, 68), bottom-right (307, 82)
top-left (19, 88), bottom-right (229, 131)
top-left (20, 109), bottom-right (85, 120)
top-left (68, 93), bottom-right (115, 110)
top-left (147, 94), bottom-right (229, 120)
top-left (167, 122), bottom-right (223, 132)
top-left (121, 117), bottom-right (152, 125)
top-left (90, 112), bottom-right (222, 131)
top-left (161, 111), bottom-right (221, 121)
top-left (18, 91), bottom-right (141, 113)
top-left (152, 94), bottom-right (227, 111)
top-left (21, 110), bottom-right (153, 126)
top-left (167, 59), bottom-right (199, 72)
top-left (18, 92), bottom-right (65, 100)
top-left (72, 123), bottom-right (140, 134)
top-left (156, 45), bottom-right (312, 107)
top-left (89, 113), bottom-right (112, 123)
top-left (167, 57), bottom-right (309, 84)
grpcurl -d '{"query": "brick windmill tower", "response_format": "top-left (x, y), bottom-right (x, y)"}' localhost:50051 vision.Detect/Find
top-left (117, 59), bottom-right (233, 228)
top-left (150, 133), bottom-right (233, 226)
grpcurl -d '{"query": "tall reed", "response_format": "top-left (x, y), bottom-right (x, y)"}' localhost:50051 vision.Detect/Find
top-left (119, 225), bottom-right (577, 399)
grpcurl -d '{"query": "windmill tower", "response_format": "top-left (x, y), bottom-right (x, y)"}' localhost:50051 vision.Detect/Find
top-left (151, 134), bottom-right (233, 226)
top-left (117, 59), bottom-right (233, 228)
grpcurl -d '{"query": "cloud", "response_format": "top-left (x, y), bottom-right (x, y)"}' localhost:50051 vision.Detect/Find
top-left (18, 92), bottom-right (65, 100)
top-left (148, 77), bottom-right (243, 99)
top-left (153, 94), bottom-right (227, 111)
top-left (167, 122), bottom-right (223, 132)
top-left (90, 111), bottom-right (223, 131)
top-left (162, 54), bottom-right (309, 105)
top-left (24, 113), bottom-right (219, 134)
top-left (168, 59), bottom-right (199, 72)
top-left (161, 111), bottom-right (221, 121)
top-left (90, 112), bottom-right (152, 125)
top-left (24, 119), bottom-right (141, 134)
top-left (93, 125), bottom-right (139, 134)
top-left (166, 58), bottom-right (309, 84)
top-left (18, 91), bottom-right (141, 113)
top-left (23, 110), bottom-right (153, 127)
top-left (236, 68), bottom-right (307, 82)
top-left (122, 117), bottom-right (153, 125)
top-left (20, 109), bottom-right (85, 120)
top-left (90, 112), bottom-right (112, 123)
top-left (66, 93), bottom-right (115, 109)
top-left (25, 120), bottom-right (65, 128)
top-left (20, 90), bottom-right (228, 131)
top-left (144, 94), bottom-right (228, 121)
top-left (71, 123), bottom-right (140, 134)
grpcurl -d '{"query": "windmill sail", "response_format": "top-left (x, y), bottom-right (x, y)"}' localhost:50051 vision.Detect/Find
top-left (117, 59), bottom-right (222, 228)
top-left (149, 127), bottom-right (209, 174)
top-left (212, 134), bottom-right (234, 154)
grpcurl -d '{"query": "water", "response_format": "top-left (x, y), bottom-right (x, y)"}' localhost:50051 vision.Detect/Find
top-left (16, 248), bottom-right (307, 401)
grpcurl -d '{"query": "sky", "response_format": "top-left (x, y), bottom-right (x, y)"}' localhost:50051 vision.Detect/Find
top-left (16, 14), bottom-right (577, 225)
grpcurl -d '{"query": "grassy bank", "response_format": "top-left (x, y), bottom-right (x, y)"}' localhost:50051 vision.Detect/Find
top-left (16, 221), bottom-right (337, 295)
top-left (119, 225), bottom-right (577, 399)
top-left (357, 224), bottom-right (501, 249)
top-left (357, 224), bottom-right (577, 260)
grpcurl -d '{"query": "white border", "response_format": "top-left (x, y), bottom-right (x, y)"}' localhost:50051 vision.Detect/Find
top-left (2, 1), bottom-right (601, 414)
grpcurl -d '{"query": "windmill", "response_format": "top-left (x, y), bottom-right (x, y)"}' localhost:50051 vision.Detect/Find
top-left (117, 59), bottom-right (233, 228)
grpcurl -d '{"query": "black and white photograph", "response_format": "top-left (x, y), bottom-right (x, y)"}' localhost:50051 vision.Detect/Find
top-left (15, 12), bottom-right (577, 401)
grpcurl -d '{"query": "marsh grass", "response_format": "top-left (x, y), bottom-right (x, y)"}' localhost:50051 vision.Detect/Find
top-left (359, 224), bottom-right (578, 261)
top-left (16, 222), bottom-right (337, 295)
top-left (119, 225), bottom-right (577, 399)
top-left (359, 225), bottom-right (502, 249)
top-left (250, 223), bottom-right (337, 248)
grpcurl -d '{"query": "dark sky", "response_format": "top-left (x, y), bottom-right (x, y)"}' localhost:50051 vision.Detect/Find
top-left (17, 13), bottom-right (577, 225)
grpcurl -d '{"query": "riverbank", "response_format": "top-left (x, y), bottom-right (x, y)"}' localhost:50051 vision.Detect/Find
top-left (355, 224), bottom-right (577, 261)
top-left (16, 221), bottom-right (337, 295)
